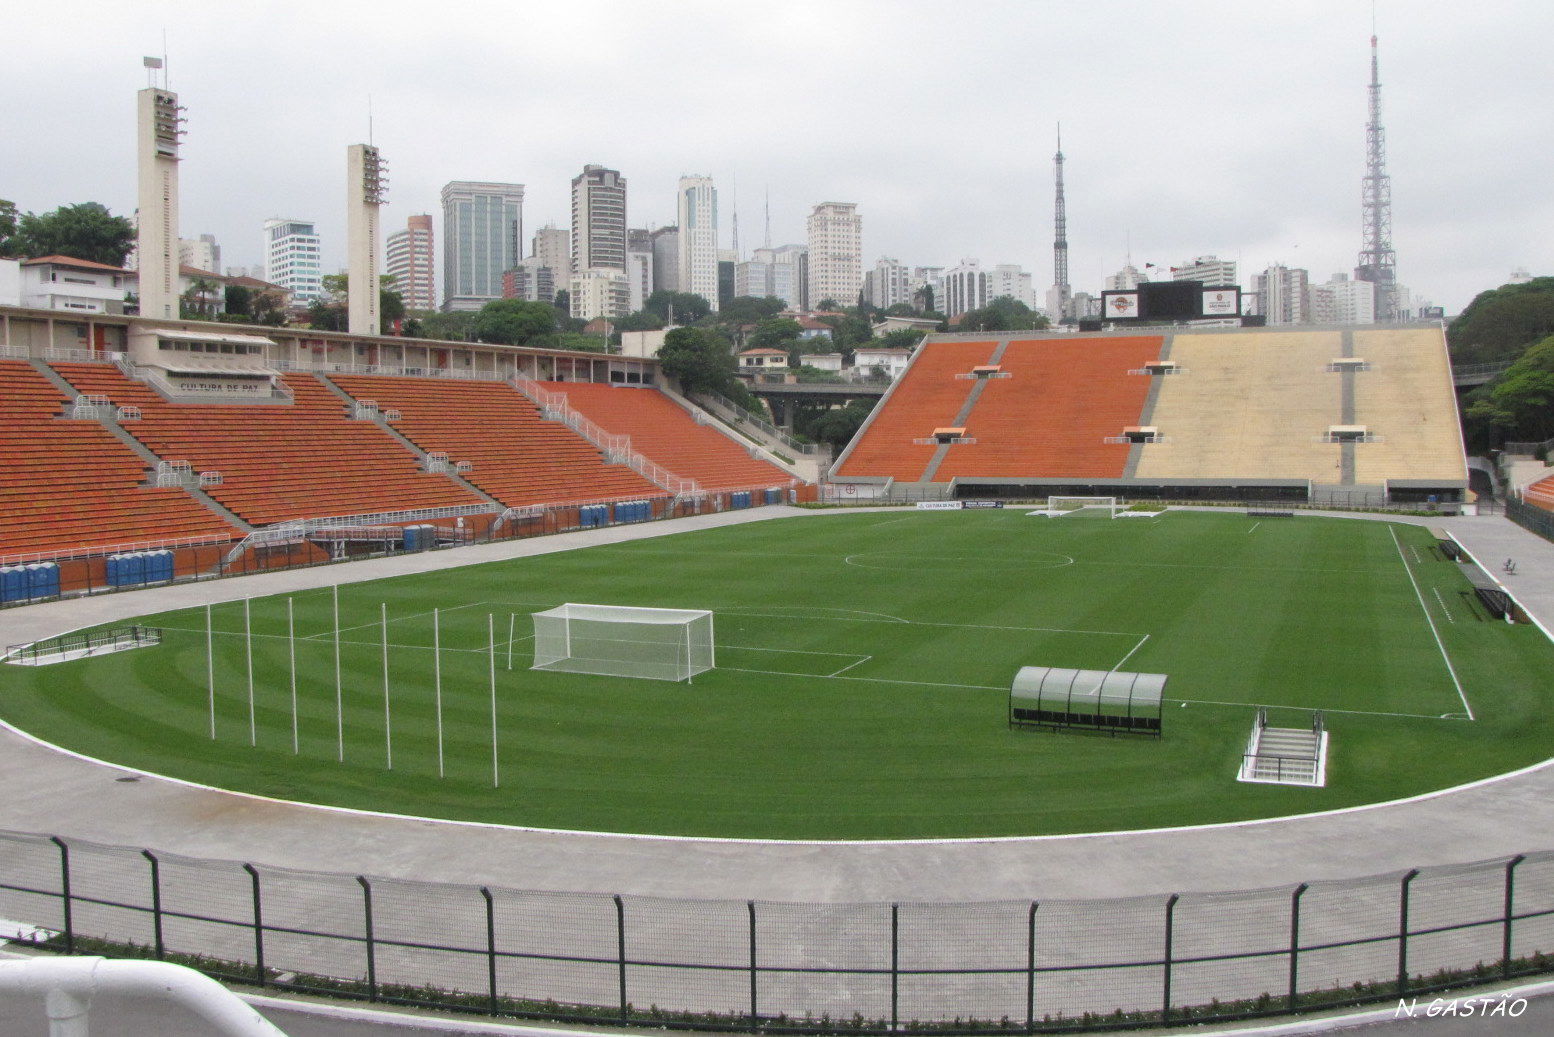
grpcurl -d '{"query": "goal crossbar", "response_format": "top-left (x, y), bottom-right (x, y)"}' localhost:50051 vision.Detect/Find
top-left (1045, 496), bottom-right (1121, 518)
top-left (531, 603), bottom-right (715, 682)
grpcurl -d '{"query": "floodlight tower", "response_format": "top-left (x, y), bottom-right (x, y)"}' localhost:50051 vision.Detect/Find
top-left (136, 59), bottom-right (184, 321)
top-left (347, 144), bottom-right (387, 335)
top-left (1046, 125), bottom-right (1073, 322)
top-left (1354, 33), bottom-right (1398, 320)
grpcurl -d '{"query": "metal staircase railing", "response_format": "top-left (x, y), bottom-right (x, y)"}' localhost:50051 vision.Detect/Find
top-left (509, 376), bottom-right (700, 497)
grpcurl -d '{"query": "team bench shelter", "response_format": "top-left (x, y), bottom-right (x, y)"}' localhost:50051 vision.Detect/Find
top-left (1009, 666), bottom-right (1166, 737)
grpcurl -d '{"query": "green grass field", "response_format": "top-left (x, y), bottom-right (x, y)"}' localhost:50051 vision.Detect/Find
top-left (3, 509), bottom-right (1553, 839)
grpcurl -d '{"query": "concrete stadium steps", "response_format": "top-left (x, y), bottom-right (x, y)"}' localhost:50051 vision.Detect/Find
top-left (326, 375), bottom-right (661, 507)
top-left (537, 382), bottom-right (792, 491)
top-left (830, 339), bottom-right (999, 480)
top-left (1241, 725), bottom-right (1325, 787)
top-left (933, 336), bottom-right (1162, 481)
top-left (1350, 328), bottom-right (1470, 484)
top-left (48, 364), bottom-right (483, 526)
top-left (1132, 332), bottom-right (1347, 481)
top-left (0, 360), bottom-right (241, 556)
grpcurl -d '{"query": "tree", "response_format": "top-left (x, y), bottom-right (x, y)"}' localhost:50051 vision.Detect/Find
top-left (180, 275), bottom-right (223, 319)
top-left (748, 317), bottom-right (804, 352)
top-left (1462, 334), bottom-right (1554, 449)
top-left (797, 400), bottom-right (875, 449)
top-left (1448, 278), bottom-right (1554, 364)
top-left (12, 202), bottom-right (135, 266)
top-left (0, 200), bottom-right (18, 257)
top-left (412, 310), bottom-right (477, 342)
top-left (471, 298), bottom-right (559, 346)
top-left (658, 326), bottom-right (738, 394)
top-left (875, 328), bottom-right (927, 351)
top-left (816, 312), bottom-right (873, 350)
top-left (308, 273), bottom-right (409, 332)
top-left (614, 309), bottom-right (666, 333)
top-left (645, 290), bottom-right (712, 324)
top-left (220, 284), bottom-right (287, 326)
top-left (958, 296), bottom-right (1050, 333)
top-left (716, 295), bottom-right (787, 327)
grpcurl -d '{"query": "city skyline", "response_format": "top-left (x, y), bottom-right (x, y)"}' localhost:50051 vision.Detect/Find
top-left (5, 2), bottom-right (1552, 314)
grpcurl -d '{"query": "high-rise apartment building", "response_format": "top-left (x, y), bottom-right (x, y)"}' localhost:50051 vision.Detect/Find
top-left (532, 225), bottom-right (571, 281)
top-left (263, 218), bottom-right (323, 304)
top-left (912, 266), bottom-right (944, 314)
top-left (942, 260), bottom-right (988, 319)
top-left (386, 214), bottom-right (436, 311)
top-left (864, 257), bottom-right (913, 309)
top-left (805, 202), bottom-right (862, 310)
top-left (735, 245), bottom-right (806, 311)
top-left (1173, 255), bottom-right (1237, 285)
top-left (1310, 273), bottom-right (1376, 324)
top-left (1253, 264), bottom-right (1310, 324)
top-left (676, 175), bottom-right (720, 311)
top-left (571, 165), bottom-right (627, 275)
top-left (440, 181), bottom-right (523, 312)
top-left (650, 227), bottom-right (680, 293)
top-left (179, 234), bottom-right (221, 274)
top-left (1106, 263), bottom-right (1146, 291)
top-left (570, 269), bottom-right (630, 321)
top-left (627, 229), bottom-right (654, 313)
top-left (987, 264), bottom-right (1036, 309)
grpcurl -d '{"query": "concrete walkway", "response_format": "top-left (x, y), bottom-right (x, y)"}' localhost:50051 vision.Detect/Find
top-left (0, 505), bottom-right (1550, 903)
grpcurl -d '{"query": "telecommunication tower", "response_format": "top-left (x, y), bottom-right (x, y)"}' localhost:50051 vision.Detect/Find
top-left (1354, 34), bottom-right (1398, 320)
top-left (1048, 125), bottom-right (1072, 321)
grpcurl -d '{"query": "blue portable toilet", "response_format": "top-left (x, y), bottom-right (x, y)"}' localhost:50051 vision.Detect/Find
top-left (764, 488), bottom-right (781, 506)
top-left (26, 562), bottom-right (60, 599)
top-left (1, 566), bottom-right (25, 603)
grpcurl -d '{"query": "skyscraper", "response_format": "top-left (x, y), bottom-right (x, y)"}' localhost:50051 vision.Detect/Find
top-left (263, 218), bottom-right (323, 304)
top-left (386, 214), bottom-right (436, 311)
top-left (440, 181), bottom-right (524, 312)
top-left (865, 257), bottom-right (913, 309)
top-left (571, 165), bottom-right (627, 275)
top-left (805, 202), bottom-right (862, 310)
top-left (1252, 264), bottom-right (1310, 324)
top-left (532, 225), bottom-right (571, 281)
top-left (1354, 33), bottom-right (1399, 320)
top-left (677, 175), bottom-right (720, 311)
top-left (650, 227), bottom-right (680, 294)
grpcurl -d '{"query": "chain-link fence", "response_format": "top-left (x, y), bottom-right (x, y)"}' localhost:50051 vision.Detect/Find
top-left (1, 830), bottom-right (1549, 1032)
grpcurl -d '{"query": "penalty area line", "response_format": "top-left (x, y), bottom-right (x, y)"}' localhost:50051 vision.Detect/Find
top-left (1109, 634), bottom-right (1150, 673)
top-left (1167, 697), bottom-right (1464, 722)
top-left (717, 666), bottom-right (1002, 693)
top-left (1389, 526), bottom-right (1475, 721)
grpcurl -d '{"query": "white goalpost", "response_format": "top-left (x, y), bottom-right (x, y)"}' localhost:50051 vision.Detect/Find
top-left (1043, 496), bottom-right (1122, 518)
top-left (531, 603), bottom-right (715, 682)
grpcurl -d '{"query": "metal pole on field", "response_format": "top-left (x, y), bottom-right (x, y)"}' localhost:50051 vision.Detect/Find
top-left (205, 603), bottom-right (215, 739)
top-left (333, 584), bottom-right (343, 763)
top-left (489, 614), bottom-right (499, 788)
top-left (245, 599), bottom-right (256, 746)
top-left (382, 602), bottom-right (392, 770)
top-left (288, 598), bottom-right (298, 755)
top-left (434, 607), bottom-right (444, 778)
top-left (506, 613), bottom-right (516, 671)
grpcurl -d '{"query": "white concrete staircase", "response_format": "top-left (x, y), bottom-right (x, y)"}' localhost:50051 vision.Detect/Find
top-left (1238, 710), bottom-right (1328, 787)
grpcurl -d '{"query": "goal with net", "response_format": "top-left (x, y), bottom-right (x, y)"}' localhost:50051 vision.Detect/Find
top-left (1044, 496), bottom-right (1121, 518)
top-left (531, 603), bottom-right (715, 682)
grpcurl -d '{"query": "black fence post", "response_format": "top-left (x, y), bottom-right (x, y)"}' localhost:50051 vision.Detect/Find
top-left (1397, 869), bottom-right (1419, 995)
top-left (614, 894), bottom-right (628, 1022)
top-left (1162, 894), bottom-right (1179, 1024)
top-left (141, 849), bottom-right (164, 959)
top-left (242, 863), bottom-right (265, 987)
top-left (747, 900), bottom-right (758, 1025)
top-left (891, 902), bottom-right (900, 1032)
top-left (1287, 883), bottom-right (1307, 1012)
top-left (357, 876), bottom-right (376, 1002)
top-left (1026, 901), bottom-right (1038, 1033)
top-left (481, 886), bottom-right (498, 1015)
top-left (1503, 855), bottom-right (1525, 980)
top-left (48, 836), bottom-right (72, 955)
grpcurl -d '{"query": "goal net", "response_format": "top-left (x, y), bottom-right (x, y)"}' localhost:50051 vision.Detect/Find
top-left (1046, 496), bottom-right (1120, 518)
top-left (532, 603), bottom-right (715, 682)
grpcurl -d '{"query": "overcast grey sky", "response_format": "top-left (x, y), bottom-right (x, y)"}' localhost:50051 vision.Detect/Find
top-left (5, 0), bottom-right (1550, 313)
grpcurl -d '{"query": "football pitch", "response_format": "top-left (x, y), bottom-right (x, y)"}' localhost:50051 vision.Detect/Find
top-left (3, 509), bottom-right (1553, 840)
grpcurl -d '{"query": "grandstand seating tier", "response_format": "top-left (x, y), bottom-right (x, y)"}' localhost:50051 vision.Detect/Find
top-left (0, 360), bottom-right (241, 556)
top-left (326, 375), bottom-right (662, 507)
top-left (49, 364), bottom-right (484, 526)
top-left (932, 336), bottom-right (1164, 480)
top-left (535, 382), bottom-right (792, 491)
top-left (1348, 329), bottom-right (1469, 484)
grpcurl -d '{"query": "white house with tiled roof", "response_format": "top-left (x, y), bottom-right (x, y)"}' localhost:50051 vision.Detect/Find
top-left (19, 256), bottom-right (131, 314)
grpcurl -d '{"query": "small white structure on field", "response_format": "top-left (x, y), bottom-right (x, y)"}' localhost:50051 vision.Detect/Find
top-left (532, 603), bottom-right (715, 682)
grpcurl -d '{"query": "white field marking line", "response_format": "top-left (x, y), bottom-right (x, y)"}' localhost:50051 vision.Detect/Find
top-left (715, 605), bottom-right (911, 624)
top-left (1390, 526), bottom-right (1474, 722)
top-left (1247, 521), bottom-right (1261, 534)
top-left (720, 607), bottom-right (1140, 639)
top-left (1167, 697), bottom-right (1460, 722)
top-left (299, 600), bottom-right (486, 641)
top-left (1110, 634), bottom-right (1150, 673)
top-left (717, 644), bottom-right (870, 659)
top-left (844, 552), bottom-right (1075, 571)
top-left (717, 666), bottom-right (1003, 692)
top-left (1081, 558), bottom-right (1398, 576)
top-left (157, 625), bottom-right (511, 656)
top-left (826, 655), bottom-right (873, 677)
top-left (1411, 544), bottom-right (1425, 565)
top-left (1432, 587), bottom-right (1456, 623)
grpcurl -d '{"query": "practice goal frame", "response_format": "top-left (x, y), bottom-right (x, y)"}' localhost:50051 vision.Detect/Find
top-left (531, 603), bottom-right (715, 682)
top-left (1045, 496), bottom-right (1121, 518)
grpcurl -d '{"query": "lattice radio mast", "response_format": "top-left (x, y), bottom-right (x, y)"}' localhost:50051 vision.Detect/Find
top-left (1051, 124), bottom-right (1072, 320)
top-left (1355, 32), bottom-right (1398, 320)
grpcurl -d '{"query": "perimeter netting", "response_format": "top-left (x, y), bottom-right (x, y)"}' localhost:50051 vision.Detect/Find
top-left (532, 603), bottom-right (715, 682)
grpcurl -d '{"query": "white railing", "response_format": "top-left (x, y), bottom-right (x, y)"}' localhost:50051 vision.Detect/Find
top-left (692, 390), bottom-right (824, 456)
top-left (510, 376), bottom-right (699, 496)
top-left (277, 358), bottom-right (518, 382)
top-left (217, 504), bottom-right (499, 571)
top-left (0, 343), bottom-right (30, 360)
top-left (70, 393), bottom-right (114, 419)
top-left (353, 400), bottom-right (380, 419)
top-left (44, 346), bottom-right (117, 364)
top-left (0, 530), bottom-right (239, 568)
top-left (155, 460), bottom-right (195, 487)
top-left (116, 405), bottom-right (141, 421)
